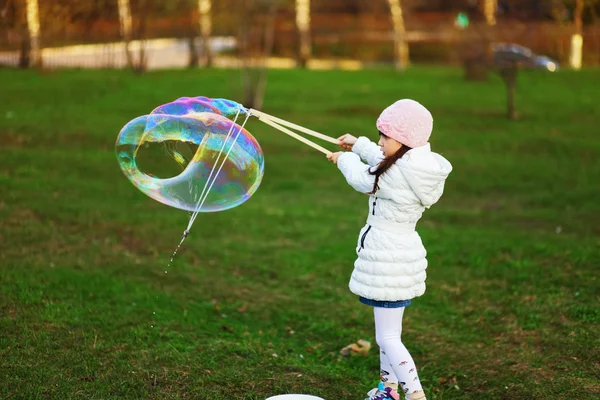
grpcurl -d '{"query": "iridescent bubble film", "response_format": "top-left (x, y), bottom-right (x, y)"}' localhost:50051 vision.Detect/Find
top-left (116, 98), bottom-right (264, 212)
top-left (151, 96), bottom-right (245, 119)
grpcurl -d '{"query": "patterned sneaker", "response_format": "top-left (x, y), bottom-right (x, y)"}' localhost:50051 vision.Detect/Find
top-left (364, 382), bottom-right (400, 400)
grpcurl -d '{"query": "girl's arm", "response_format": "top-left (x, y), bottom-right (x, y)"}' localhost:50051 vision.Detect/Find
top-left (352, 137), bottom-right (384, 167)
top-left (336, 152), bottom-right (376, 194)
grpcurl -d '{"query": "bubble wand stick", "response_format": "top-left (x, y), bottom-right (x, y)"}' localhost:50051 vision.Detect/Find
top-left (249, 109), bottom-right (336, 155)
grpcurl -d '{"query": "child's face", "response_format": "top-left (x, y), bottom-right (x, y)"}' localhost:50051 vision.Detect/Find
top-left (378, 133), bottom-right (403, 157)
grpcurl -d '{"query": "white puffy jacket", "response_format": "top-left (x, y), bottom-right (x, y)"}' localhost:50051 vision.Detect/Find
top-left (337, 137), bottom-right (452, 301)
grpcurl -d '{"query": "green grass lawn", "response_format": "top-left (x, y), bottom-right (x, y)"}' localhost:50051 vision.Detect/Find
top-left (1, 66), bottom-right (599, 399)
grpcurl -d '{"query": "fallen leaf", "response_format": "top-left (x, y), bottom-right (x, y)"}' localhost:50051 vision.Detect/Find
top-left (340, 339), bottom-right (371, 356)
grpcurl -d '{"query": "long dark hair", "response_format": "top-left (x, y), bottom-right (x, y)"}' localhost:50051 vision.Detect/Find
top-left (369, 132), bottom-right (412, 194)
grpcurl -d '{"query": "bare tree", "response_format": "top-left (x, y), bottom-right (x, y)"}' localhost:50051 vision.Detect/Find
top-left (188, 0), bottom-right (212, 68)
top-left (117, 0), bottom-right (134, 68)
top-left (553, 0), bottom-right (598, 69)
top-left (483, 0), bottom-right (497, 26)
top-left (482, 0), bottom-right (498, 72)
top-left (133, 0), bottom-right (149, 73)
top-left (198, 0), bottom-right (213, 66)
top-left (21, 0), bottom-right (41, 68)
top-left (462, 0), bottom-right (497, 81)
top-left (570, 0), bottom-right (584, 69)
top-left (239, 0), bottom-right (279, 109)
top-left (295, 0), bottom-right (310, 67)
top-left (387, 0), bottom-right (409, 70)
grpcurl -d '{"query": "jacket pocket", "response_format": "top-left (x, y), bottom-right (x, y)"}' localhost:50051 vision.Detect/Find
top-left (358, 225), bottom-right (372, 252)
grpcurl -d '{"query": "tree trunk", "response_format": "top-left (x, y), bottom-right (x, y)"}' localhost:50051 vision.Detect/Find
top-left (295, 0), bottom-right (311, 68)
top-left (499, 66), bottom-right (518, 120)
top-left (239, 0), bottom-right (252, 101)
top-left (134, 0), bottom-right (148, 73)
top-left (481, 0), bottom-right (497, 76)
top-left (575, 0), bottom-right (584, 34)
top-left (463, 1), bottom-right (496, 81)
top-left (483, 0), bottom-right (497, 26)
top-left (23, 0), bottom-right (42, 68)
top-left (251, 3), bottom-right (277, 109)
top-left (570, 0), bottom-right (584, 70)
top-left (117, 0), bottom-right (134, 68)
top-left (239, 0), bottom-right (277, 109)
top-left (387, 0), bottom-right (409, 70)
top-left (198, 0), bottom-right (212, 67)
top-left (18, 37), bottom-right (30, 68)
top-left (188, 36), bottom-right (199, 68)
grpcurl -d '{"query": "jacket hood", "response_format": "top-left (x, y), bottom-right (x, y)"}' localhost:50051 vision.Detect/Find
top-left (396, 143), bottom-right (452, 208)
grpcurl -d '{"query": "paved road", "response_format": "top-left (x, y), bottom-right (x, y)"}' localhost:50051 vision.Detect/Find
top-left (0, 36), bottom-right (370, 70)
top-left (0, 37), bottom-right (236, 69)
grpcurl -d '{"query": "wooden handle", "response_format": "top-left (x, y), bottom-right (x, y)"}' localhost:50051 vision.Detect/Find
top-left (250, 109), bottom-right (339, 145)
top-left (257, 114), bottom-right (332, 156)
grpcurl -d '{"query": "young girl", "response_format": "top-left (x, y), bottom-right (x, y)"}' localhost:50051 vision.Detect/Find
top-left (327, 99), bottom-right (452, 400)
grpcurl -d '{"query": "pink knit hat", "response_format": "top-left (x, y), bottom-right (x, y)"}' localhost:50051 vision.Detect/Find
top-left (376, 99), bottom-right (433, 148)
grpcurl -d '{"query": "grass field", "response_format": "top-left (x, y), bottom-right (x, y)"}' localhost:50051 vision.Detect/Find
top-left (1, 66), bottom-right (599, 399)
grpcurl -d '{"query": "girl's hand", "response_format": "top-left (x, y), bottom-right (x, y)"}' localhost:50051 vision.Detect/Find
top-left (337, 134), bottom-right (357, 150)
top-left (327, 151), bottom-right (343, 165)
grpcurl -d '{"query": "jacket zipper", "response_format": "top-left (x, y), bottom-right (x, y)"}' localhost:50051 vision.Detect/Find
top-left (359, 196), bottom-right (377, 252)
top-left (358, 226), bottom-right (372, 252)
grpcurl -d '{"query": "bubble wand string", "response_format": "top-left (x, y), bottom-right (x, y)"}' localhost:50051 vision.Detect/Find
top-left (168, 110), bottom-right (251, 267)
top-left (173, 105), bottom-right (337, 240)
top-left (184, 107), bottom-right (242, 234)
top-left (186, 110), bottom-right (252, 233)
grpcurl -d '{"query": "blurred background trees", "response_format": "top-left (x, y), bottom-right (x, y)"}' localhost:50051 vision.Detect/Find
top-left (1, 0), bottom-right (599, 71)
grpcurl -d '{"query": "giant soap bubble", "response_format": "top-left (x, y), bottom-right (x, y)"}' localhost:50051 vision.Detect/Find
top-left (115, 97), bottom-right (264, 212)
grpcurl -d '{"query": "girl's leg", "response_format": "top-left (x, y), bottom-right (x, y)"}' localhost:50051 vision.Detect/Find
top-left (380, 348), bottom-right (399, 389)
top-left (374, 307), bottom-right (425, 397)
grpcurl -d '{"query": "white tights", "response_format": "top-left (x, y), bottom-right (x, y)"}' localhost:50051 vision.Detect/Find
top-left (374, 307), bottom-right (423, 395)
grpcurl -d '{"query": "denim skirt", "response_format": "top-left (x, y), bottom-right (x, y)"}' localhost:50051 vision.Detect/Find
top-left (359, 296), bottom-right (412, 308)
